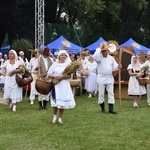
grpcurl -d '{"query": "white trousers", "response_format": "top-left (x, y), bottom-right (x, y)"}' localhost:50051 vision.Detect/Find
top-left (29, 74), bottom-right (38, 101)
top-left (98, 83), bottom-right (115, 104)
top-left (38, 93), bottom-right (50, 102)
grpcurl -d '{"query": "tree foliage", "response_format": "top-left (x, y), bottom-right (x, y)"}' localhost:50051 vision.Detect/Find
top-left (52, 0), bottom-right (150, 47)
top-left (0, 0), bottom-right (150, 49)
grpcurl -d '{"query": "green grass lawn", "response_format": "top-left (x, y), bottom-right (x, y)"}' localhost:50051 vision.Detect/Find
top-left (0, 93), bottom-right (149, 150)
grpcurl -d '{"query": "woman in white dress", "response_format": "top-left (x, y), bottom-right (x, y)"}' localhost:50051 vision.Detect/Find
top-left (47, 50), bottom-right (76, 124)
top-left (82, 55), bottom-right (98, 98)
top-left (0, 50), bottom-right (23, 111)
top-left (127, 55), bottom-right (146, 108)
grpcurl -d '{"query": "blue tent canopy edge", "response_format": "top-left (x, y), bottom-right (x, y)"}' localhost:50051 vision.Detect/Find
top-left (46, 35), bottom-right (83, 55)
top-left (0, 45), bottom-right (10, 55)
top-left (120, 38), bottom-right (150, 55)
top-left (85, 37), bottom-right (106, 54)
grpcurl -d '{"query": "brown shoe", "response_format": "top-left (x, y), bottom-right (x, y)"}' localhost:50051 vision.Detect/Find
top-left (52, 120), bottom-right (57, 124)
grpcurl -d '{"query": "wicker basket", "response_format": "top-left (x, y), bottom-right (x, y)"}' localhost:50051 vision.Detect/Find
top-left (35, 79), bottom-right (52, 95)
top-left (112, 70), bottom-right (118, 76)
top-left (16, 71), bottom-right (33, 87)
top-left (82, 70), bottom-right (89, 76)
top-left (138, 78), bottom-right (150, 85)
top-left (69, 79), bottom-right (81, 87)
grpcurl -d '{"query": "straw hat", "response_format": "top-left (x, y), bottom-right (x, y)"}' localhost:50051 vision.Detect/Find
top-left (107, 40), bottom-right (119, 53)
top-left (101, 43), bottom-right (109, 51)
top-left (33, 48), bottom-right (41, 54)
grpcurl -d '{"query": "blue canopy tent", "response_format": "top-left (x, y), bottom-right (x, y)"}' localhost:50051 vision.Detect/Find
top-left (120, 38), bottom-right (150, 55)
top-left (85, 37), bottom-right (106, 54)
top-left (46, 35), bottom-right (82, 55)
top-left (0, 45), bottom-right (10, 55)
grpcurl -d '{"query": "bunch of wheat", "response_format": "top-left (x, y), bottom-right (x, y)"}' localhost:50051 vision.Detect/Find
top-left (140, 65), bottom-right (149, 73)
top-left (9, 65), bottom-right (26, 76)
top-left (52, 61), bottom-right (81, 85)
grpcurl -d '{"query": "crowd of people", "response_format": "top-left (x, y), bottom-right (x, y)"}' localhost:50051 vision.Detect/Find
top-left (0, 42), bottom-right (150, 124)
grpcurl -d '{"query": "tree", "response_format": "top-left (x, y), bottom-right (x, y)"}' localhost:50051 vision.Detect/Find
top-left (53, 0), bottom-right (150, 47)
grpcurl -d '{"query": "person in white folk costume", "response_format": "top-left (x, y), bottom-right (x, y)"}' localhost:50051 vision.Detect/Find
top-left (18, 51), bottom-right (29, 69)
top-left (35, 47), bottom-right (54, 110)
top-left (0, 52), bottom-right (4, 69)
top-left (47, 50), bottom-right (76, 124)
top-left (0, 49), bottom-right (23, 112)
top-left (77, 51), bottom-right (89, 93)
top-left (28, 49), bottom-right (41, 106)
top-left (83, 55), bottom-right (98, 98)
top-left (142, 51), bottom-right (150, 107)
top-left (127, 55), bottom-right (146, 108)
top-left (93, 42), bottom-right (121, 114)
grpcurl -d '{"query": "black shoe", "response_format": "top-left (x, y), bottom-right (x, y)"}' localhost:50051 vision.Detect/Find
top-left (109, 110), bottom-right (117, 114)
top-left (43, 100), bottom-right (48, 110)
top-left (100, 102), bottom-right (106, 113)
top-left (38, 101), bottom-right (43, 110)
top-left (108, 104), bottom-right (117, 114)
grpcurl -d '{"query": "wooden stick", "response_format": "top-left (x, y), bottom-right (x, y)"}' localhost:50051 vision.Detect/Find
top-left (118, 48), bottom-right (122, 111)
top-left (37, 48), bottom-right (44, 107)
top-left (25, 84), bottom-right (28, 100)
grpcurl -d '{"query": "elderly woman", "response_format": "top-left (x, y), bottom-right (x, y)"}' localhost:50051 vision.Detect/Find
top-left (47, 50), bottom-right (76, 124)
top-left (83, 55), bottom-right (98, 98)
top-left (127, 55), bottom-right (146, 108)
top-left (0, 50), bottom-right (23, 111)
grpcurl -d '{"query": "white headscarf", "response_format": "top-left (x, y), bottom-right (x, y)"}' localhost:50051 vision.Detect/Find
top-left (9, 49), bottom-right (18, 60)
top-left (131, 55), bottom-right (139, 64)
top-left (57, 50), bottom-right (71, 63)
top-left (58, 50), bottom-right (68, 58)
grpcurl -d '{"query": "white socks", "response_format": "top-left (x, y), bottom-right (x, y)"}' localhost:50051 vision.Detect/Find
top-left (12, 105), bottom-right (16, 112)
top-left (58, 118), bottom-right (63, 124)
top-left (58, 118), bottom-right (62, 123)
top-left (133, 102), bottom-right (138, 108)
top-left (52, 115), bottom-right (63, 123)
top-left (53, 115), bottom-right (57, 121)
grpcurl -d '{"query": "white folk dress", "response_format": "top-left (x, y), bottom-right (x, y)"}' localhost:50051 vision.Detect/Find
top-left (2, 60), bottom-right (23, 103)
top-left (84, 61), bottom-right (98, 93)
top-left (127, 64), bottom-right (146, 96)
top-left (48, 61), bottom-right (76, 109)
